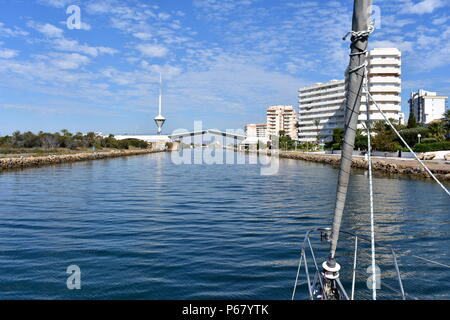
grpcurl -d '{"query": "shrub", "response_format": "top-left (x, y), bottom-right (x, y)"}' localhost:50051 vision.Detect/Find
top-left (398, 127), bottom-right (430, 147)
top-left (413, 142), bottom-right (450, 153)
top-left (117, 138), bottom-right (149, 149)
top-left (355, 134), bottom-right (368, 151)
top-left (332, 143), bottom-right (341, 150)
top-left (421, 138), bottom-right (438, 144)
top-left (0, 131), bottom-right (149, 151)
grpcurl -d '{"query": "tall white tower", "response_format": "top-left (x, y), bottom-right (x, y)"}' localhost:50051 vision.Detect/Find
top-left (154, 73), bottom-right (166, 135)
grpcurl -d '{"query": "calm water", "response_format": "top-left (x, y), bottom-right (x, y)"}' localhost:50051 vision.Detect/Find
top-left (0, 151), bottom-right (448, 300)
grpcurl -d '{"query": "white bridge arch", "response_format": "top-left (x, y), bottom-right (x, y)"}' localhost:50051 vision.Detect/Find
top-left (169, 129), bottom-right (246, 141)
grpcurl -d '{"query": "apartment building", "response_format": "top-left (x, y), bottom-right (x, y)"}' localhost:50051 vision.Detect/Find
top-left (298, 48), bottom-right (402, 142)
top-left (298, 80), bottom-right (346, 142)
top-left (266, 105), bottom-right (298, 139)
top-left (409, 90), bottom-right (448, 124)
top-left (245, 123), bottom-right (267, 138)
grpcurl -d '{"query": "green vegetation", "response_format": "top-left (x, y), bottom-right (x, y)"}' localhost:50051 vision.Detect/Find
top-left (324, 114), bottom-right (450, 153)
top-left (371, 121), bottom-right (403, 152)
top-left (330, 127), bottom-right (344, 147)
top-left (413, 142), bottom-right (450, 153)
top-left (444, 110), bottom-right (450, 133)
top-left (398, 127), bottom-right (429, 147)
top-left (325, 127), bottom-right (367, 151)
top-left (275, 131), bottom-right (318, 151)
top-left (278, 130), bottom-right (296, 150)
top-left (0, 130), bottom-right (150, 155)
top-left (407, 113), bottom-right (417, 128)
top-left (428, 122), bottom-right (447, 142)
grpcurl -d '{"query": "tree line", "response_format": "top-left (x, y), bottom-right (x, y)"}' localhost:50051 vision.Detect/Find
top-left (0, 130), bottom-right (150, 150)
top-left (327, 110), bottom-right (450, 152)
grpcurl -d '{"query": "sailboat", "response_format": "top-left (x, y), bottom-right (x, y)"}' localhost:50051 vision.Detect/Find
top-left (292, 0), bottom-right (450, 301)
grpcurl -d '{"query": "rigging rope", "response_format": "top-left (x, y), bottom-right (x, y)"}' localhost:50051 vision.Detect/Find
top-left (364, 74), bottom-right (377, 300)
top-left (365, 90), bottom-right (450, 197)
top-left (412, 255), bottom-right (450, 269)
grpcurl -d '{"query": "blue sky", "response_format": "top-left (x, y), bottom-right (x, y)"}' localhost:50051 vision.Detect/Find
top-left (0, 0), bottom-right (449, 135)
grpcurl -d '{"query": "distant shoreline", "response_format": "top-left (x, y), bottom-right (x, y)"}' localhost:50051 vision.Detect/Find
top-left (274, 151), bottom-right (450, 182)
top-left (0, 149), bottom-right (160, 172)
top-left (3, 149), bottom-right (450, 182)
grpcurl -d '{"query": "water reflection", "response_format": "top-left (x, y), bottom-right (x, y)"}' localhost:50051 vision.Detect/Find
top-left (0, 151), bottom-right (448, 299)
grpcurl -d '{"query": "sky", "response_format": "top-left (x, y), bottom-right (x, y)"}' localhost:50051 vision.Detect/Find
top-left (0, 0), bottom-right (449, 136)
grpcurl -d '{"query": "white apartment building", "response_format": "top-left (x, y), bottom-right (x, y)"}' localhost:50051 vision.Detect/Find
top-left (267, 105), bottom-right (298, 139)
top-left (245, 123), bottom-right (267, 138)
top-left (409, 90), bottom-right (448, 124)
top-left (298, 80), bottom-right (346, 142)
top-left (361, 47), bottom-right (402, 124)
top-left (298, 48), bottom-right (402, 142)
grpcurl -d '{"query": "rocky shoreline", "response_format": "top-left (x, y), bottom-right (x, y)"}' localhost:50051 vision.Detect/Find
top-left (0, 149), bottom-right (159, 172)
top-left (276, 151), bottom-right (450, 181)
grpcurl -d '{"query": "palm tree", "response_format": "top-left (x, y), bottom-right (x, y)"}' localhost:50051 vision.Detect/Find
top-left (444, 110), bottom-right (450, 138)
top-left (428, 122), bottom-right (446, 142)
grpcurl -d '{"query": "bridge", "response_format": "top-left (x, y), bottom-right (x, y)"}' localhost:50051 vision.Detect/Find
top-left (168, 129), bottom-right (246, 141)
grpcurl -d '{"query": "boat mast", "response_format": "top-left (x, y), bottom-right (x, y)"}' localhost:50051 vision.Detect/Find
top-left (323, 0), bottom-right (373, 299)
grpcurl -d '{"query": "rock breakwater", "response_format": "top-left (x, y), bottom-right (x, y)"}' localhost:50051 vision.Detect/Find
top-left (275, 152), bottom-right (450, 181)
top-left (0, 149), bottom-right (158, 172)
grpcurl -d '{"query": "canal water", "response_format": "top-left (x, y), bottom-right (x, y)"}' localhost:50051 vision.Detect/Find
top-left (0, 151), bottom-right (448, 299)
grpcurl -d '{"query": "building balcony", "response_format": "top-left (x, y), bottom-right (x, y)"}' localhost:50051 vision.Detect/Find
top-left (299, 86), bottom-right (345, 97)
top-left (369, 67), bottom-right (401, 75)
top-left (300, 98), bottom-right (345, 109)
top-left (299, 125), bottom-right (341, 131)
top-left (360, 104), bottom-right (401, 112)
top-left (361, 95), bottom-right (401, 103)
top-left (299, 113), bottom-right (344, 121)
top-left (299, 82), bottom-right (345, 94)
top-left (300, 92), bottom-right (346, 103)
top-left (369, 58), bottom-right (401, 66)
top-left (368, 85), bottom-right (401, 93)
top-left (358, 113), bottom-right (401, 122)
top-left (368, 77), bottom-right (401, 84)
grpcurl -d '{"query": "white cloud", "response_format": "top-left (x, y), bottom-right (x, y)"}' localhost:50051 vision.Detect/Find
top-left (51, 53), bottom-right (91, 70)
top-left (81, 22), bottom-right (92, 31)
top-left (50, 37), bottom-right (118, 57)
top-left (0, 22), bottom-right (29, 37)
top-left (402, 0), bottom-right (446, 15)
top-left (86, 1), bottom-right (114, 14)
top-left (38, 0), bottom-right (73, 8)
top-left (133, 32), bottom-right (153, 40)
top-left (382, 15), bottom-right (415, 28)
top-left (193, 0), bottom-right (260, 20)
top-left (432, 16), bottom-right (450, 25)
top-left (0, 48), bottom-right (18, 59)
top-left (137, 44), bottom-right (168, 58)
top-left (29, 22), bottom-right (64, 38)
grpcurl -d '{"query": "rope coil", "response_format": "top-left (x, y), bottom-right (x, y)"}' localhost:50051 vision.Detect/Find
top-left (342, 23), bottom-right (375, 41)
